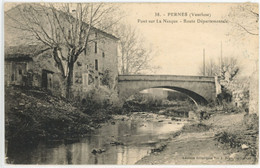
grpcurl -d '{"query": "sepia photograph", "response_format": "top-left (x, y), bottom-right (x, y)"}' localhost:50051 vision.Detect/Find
top-left (2, 1), bottom-right (259, 165)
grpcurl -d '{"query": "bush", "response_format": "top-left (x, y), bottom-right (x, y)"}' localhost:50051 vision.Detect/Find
top-left (215, 131), bottom-right (241, 148)
top-left (182, 123), bottom-right (212, 133)
top-left (122, 93), bottom-right (164, 112)
top-left (196, 101), bottom-right (243, 118)
top-left (80, 86), bottom-right (122, 115)
top-left (243, 113), bottom-right (259, 132)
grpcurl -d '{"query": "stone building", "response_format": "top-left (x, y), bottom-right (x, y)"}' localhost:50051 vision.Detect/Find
top-left (71, 30), bottom-right (119, 99)
top-left (5, 4), bottom-right (119, 99)
top-left (5, 45), bottom-right (63, 96)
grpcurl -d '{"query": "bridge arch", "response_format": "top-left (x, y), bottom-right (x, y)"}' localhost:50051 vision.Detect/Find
top-left (152, 86), bottom-right (208, 105)
top-left (117, 75), bottom-right (218, 105)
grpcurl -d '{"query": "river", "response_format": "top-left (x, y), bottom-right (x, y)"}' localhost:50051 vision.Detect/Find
top-left (6, 112), bottom-right (187, 164)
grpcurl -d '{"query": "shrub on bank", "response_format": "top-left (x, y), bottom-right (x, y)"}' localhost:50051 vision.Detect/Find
top-left (215, 113), bottom-right (259, 162)
top-left (122, 93), bottom-right (165, 112)
top-left (182, 123), bottom-right (212, 133)
top-left (195, 101), bottom-right (245, 120)
top-left (80, 86), bottom-right (123, 115)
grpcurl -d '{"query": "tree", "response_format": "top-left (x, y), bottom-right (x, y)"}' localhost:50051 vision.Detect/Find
top-left (227, 3), bottom-right (259, 114)
top-left (198, 56), bottom-right (239, 82)
top-left (6, 3), bottom-right (118, 98)
top-left (198, 57), bottom-right (219, 77)
top-left (228, 3), bottom-right (258, 37)
top-left (113, 24), bottom-right (160, 74)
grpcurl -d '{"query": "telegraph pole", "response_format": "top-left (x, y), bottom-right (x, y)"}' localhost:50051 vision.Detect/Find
top-left (203, 48), bottom-right (205, 76)
top-left (220, 41), bottom-right (223, 70)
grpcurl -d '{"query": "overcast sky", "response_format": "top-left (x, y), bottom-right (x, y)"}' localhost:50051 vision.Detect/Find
top-left (119, 3), bottom-right (258, 76)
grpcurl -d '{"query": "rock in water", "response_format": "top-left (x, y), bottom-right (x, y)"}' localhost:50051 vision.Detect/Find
top-left (92, 148), bottom-right (106, 154)
top-left (241, 144), bottom-right (249, 149)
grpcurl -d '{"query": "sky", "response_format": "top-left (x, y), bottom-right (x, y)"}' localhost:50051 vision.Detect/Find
top-left (4, 2), bottom-right (259, 76)
top-left (119, 3), bottom-right (259, 76)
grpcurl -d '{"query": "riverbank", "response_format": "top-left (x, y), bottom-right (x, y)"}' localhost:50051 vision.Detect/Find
top-left (5, 86), bottom-right (111, 143)
top-left (136, 112), bottom-right (258, 165)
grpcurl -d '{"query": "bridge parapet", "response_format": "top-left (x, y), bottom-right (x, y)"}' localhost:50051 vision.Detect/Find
top-left (118, 75), bottom-right (215, 83)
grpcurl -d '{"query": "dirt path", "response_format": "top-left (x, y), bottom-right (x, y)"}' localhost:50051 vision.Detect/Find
top-left (136, 112), bottom-right (257, 165)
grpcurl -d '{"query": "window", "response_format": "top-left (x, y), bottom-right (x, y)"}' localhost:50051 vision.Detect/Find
top-left (82, 73), bottom-right (88, 86)
top-left (95, 76), bottom-right (99, 87)
top-left (102, 52), bottom-right (105, 58)
top-left (95, 59), bottom-right (98, 71)
top-left (94, 41), bottom-right (97, 53)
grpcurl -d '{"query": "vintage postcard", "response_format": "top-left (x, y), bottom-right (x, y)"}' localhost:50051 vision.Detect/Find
top-left (2, 1), bottom-right (259, 166)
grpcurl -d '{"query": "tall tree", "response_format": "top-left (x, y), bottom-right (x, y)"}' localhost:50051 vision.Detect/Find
top-left (113, 24), bottom-right (160, 74)
top-left (6, 3), bottom-right (117, 98)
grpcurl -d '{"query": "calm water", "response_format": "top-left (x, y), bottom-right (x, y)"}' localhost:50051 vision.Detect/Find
top-left (6, 112), bottom-right (186, 165)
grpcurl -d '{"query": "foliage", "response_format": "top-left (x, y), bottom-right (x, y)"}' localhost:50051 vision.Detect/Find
top-left (80, 86), bottom-right (122, 115)
top-left (198, 54), bottom-right (249, 109)
top-left (167, 91), bottom-right (191, 101)
top-left (5, 86), bottom-right (93, 143)
top-left (182, 123), bottom-right (212, 133)
top-left (195, 101), bottom-right (246, 121)
top-left (243, 113), bottom-right (259, 132)
top-left (198, 56), bottom-right (239, 81)
top-left (122, 92), bottom-right (196, 114)
top-left (215, 131), bottom-right (241, 148)
top-left (216, 86), bottom-right (232, 104)
top-left (123, 93), bottom-right (164, 112)
top-left (221, 77), bottom-right (250, 111)
top-left (101, 69), bottom-right (113, 88)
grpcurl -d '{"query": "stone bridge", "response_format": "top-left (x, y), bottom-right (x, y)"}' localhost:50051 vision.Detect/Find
top-left (117, 75), bottom-right (221, 105)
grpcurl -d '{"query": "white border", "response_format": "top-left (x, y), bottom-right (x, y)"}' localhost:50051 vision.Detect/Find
top-left (1, 0), bottom-right (259, 168)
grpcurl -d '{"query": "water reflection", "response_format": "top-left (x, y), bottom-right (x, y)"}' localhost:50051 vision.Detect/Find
top-left (6, 113), bottom-right (185, 164)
